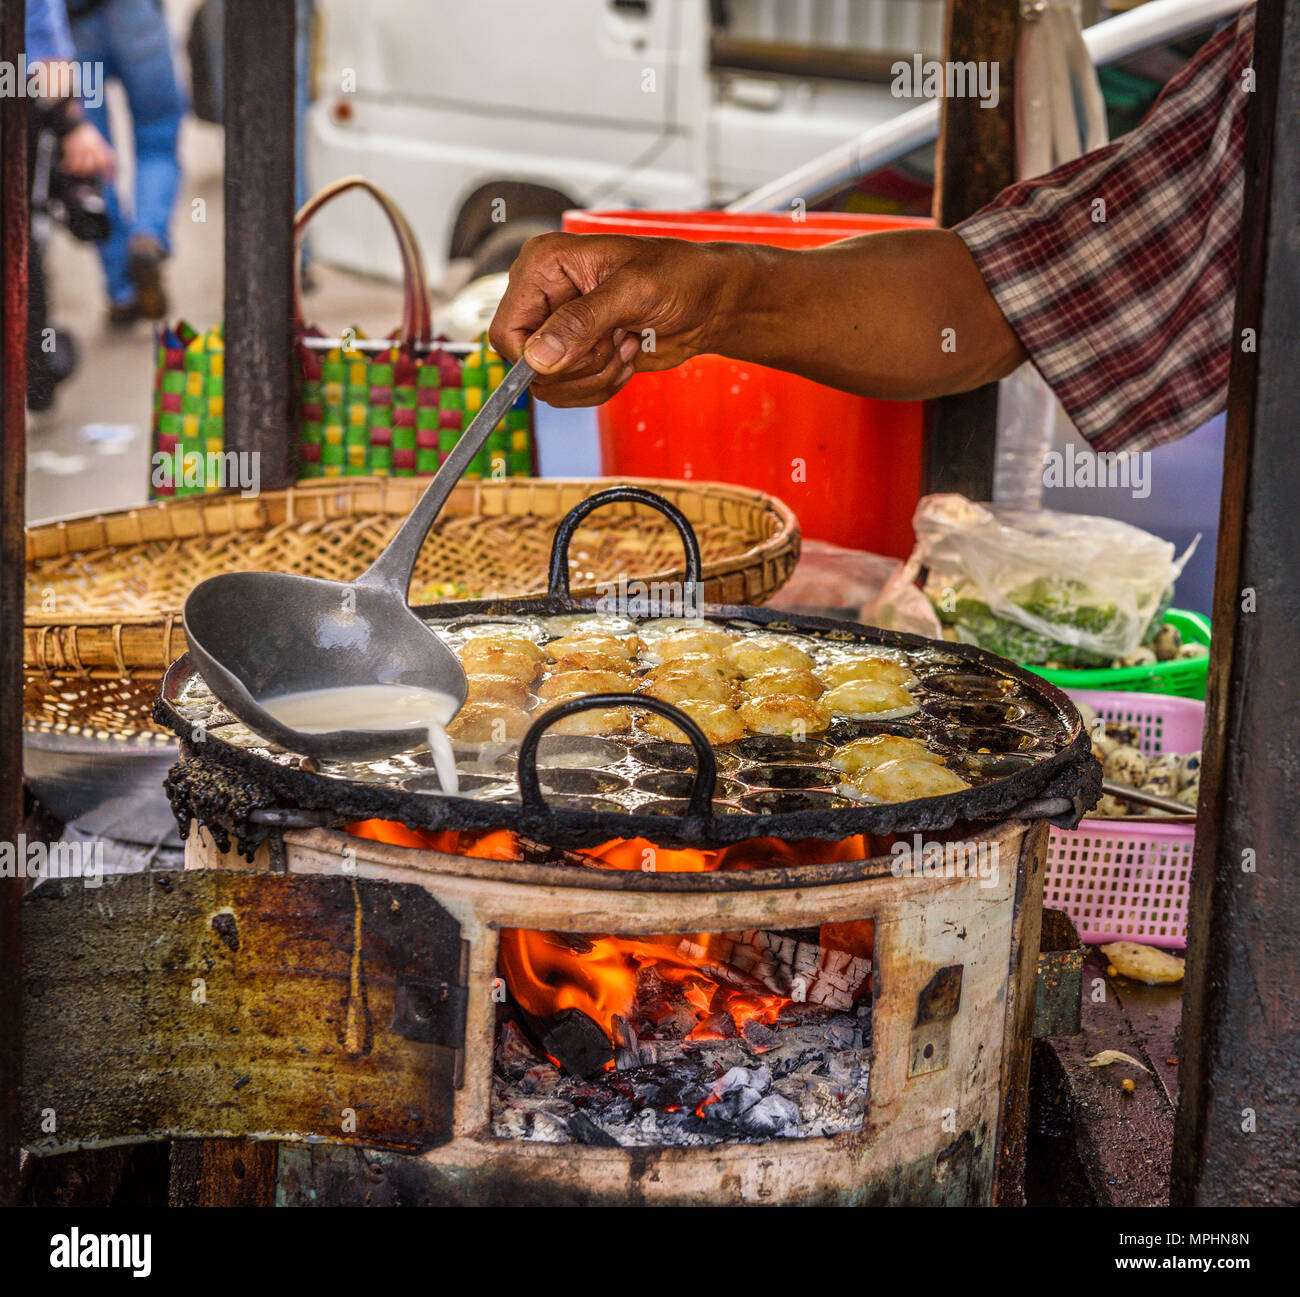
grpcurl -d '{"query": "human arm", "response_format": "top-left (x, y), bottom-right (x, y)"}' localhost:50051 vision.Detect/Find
top-left (489, 227), bottom-right (1026, 408)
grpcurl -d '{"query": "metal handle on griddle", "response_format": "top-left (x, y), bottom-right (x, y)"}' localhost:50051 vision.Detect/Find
top-left (517, 694), bottom-right (718, 818)
top-left (546, 486), bottom-right (704, 604)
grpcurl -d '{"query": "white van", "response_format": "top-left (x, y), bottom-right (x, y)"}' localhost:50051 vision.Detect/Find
top-left (304, 0), bottom-right (946, 287)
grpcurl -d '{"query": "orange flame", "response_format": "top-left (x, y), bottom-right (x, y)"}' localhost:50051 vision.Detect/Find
top-left (498, 928), bottom-right (792, 1042)
top-left (345, 820), bottom-right (521, 860)
top-left (578, 834), bottom-right (875, 874)
top-left (344, 821), bottom-right (874, 1048)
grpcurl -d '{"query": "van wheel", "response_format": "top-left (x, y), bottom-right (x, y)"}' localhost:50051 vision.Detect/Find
top-left (468, 219), bottom-right (560, 279)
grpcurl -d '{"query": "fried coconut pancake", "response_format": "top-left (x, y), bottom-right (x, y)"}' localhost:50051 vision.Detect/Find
top-left (643, 654), bottom-right (742, 683)
top-left (739, 668), bottom-right (825, 701)
top-left (830, 733), bottom-right (944, 775)
top-left (819, 656), bottom-right (916, 690)
top-left (820, 680), bottom-right (918, 720)
top-left (536, 669), bottom-right (634, 700)
top-left (725, 636), bottom-right (816, 676)
top-left (537, 691), bottom-right (633, 735)
top-left (544, 650), bottom-right (634, 676)
top-left (447, 701), bottom-right (532, 743)
top-left (546, 632), bottom-right (643, 663)
top-left (653, 627), bottom-right (738, 661)
top-left (640, 700), bottom-right (746, 746)
top-left (736, 692), bottom-right (831, 736)
top-left (459, 632), bottom-right (543, 663)
top-left (457, 644), bottom-right (539, 684)
top-left (638, 670), bottom-right (736, 706)
top-left (848, 757), bottom-right (971, 803)
top-left (464, 673), bottom-right (532, 709)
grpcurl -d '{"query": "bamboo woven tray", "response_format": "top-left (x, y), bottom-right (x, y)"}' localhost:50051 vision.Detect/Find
top-left (25, 476), bottom-right (799, 688)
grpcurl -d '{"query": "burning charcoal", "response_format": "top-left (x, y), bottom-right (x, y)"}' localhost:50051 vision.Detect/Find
top-left (738, 1093), bottom-right (800, 1138)
top-left (637, 994), bottom-right (678, 1027)
top-left (612, 1014), bottom-right (642, 1071)
top-left (567, 1109), bottom-right (622, 1148)
top-left (687, 1010), bottom-right (737, 1041)
top-left (495, 1020), bottom-right (545, 1080)
top-left (740, 1018), bottom-right (780, 1053)
top-left (635, 963), bottom-right (669, 1000)
top-left (533, 1008), bottom-right (615, 1079)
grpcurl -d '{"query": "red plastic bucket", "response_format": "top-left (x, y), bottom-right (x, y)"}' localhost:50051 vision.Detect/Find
top-left (562, 210), bottom-right (932, 557)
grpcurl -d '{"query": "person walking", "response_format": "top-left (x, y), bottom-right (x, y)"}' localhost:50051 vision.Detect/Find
top-left (67, 0), bottom-right (186, 323)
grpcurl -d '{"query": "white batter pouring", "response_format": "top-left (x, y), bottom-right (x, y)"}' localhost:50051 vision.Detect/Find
top-left (262, 684), bottom-right (460, 794)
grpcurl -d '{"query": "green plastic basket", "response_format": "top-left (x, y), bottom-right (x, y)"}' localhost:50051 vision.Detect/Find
top-left (1022, 608), bottom-right (1211, 699)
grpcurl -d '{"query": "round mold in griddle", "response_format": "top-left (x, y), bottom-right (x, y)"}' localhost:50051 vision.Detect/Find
top-left (533, 735), bottom-right (629, 769)
top-left (451, 746), bottom-right (518, 774)
top-left (737, 788), bottom-right (856, 814)
top-left (536, 794), bottom-right (627, 814)
top-left (738, 763), bottom-right (839, 791)
top-left (824, 718), bottom-right (933, 748)
top-left (439, 614), bottom-right (547, 644)
top-left (730, 735), bottom-right (833, 764)
top-left (637, 739), bottom-right (740, 772)
top-left (921, 698), bottom-right (1029, 726)
top-left (536, 768), bottom-right (629, 797)
top-left (632, 770), bottom-right (745, 801)
top-left (402, 771), bottom-right (510, 796)
top-left (959, 752), bottom-right (1038, 782)
top-left (924, 671), bottom-right (1016, 700)
top-left (638, 797), bottom-right (745, 817)
top-left (950, 726), bottom-right (1046, 754)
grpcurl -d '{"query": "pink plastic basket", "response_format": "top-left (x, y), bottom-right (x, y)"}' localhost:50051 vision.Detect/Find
top-left (1044, 689), bottom-right (1205, 949)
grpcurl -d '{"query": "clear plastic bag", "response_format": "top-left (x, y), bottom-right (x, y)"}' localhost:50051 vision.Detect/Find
top-left (906, 495), bottom-right (1197, 665)
top-left (767, 539), bottom-right (942, 638)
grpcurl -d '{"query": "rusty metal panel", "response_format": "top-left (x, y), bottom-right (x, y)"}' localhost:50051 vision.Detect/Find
top-left (1034, 908), bottom-right (1084, 1039)
top-left (21, 871), bottom-right (462, 1153)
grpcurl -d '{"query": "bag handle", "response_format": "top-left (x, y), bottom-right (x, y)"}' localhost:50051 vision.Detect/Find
top-left (293, 176), bottom-right (432, 346)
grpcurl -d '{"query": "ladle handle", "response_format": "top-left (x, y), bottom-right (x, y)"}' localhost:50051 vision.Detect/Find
top-left (517, 694), bottom-right (719, 818)
top-left (358, 356), bottom-right (536, 595)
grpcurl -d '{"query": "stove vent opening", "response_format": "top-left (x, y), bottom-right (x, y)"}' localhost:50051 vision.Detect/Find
top-left (491, 918), bottom-right (875, 1148)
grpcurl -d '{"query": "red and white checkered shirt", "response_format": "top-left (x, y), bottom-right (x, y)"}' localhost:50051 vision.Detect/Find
top-left (957, 6), bottom-right (1255, 454)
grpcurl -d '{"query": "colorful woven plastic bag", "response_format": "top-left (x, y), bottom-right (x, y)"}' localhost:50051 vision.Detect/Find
top-left (150, 177), bottom-right (532, 497)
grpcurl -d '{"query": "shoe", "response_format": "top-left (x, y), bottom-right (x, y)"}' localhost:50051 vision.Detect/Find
top-left (127, 234), bottom-right (168, 321)
top-left (108, 299), bottom-right (140, 326)
top-left (47, 329), bottom-right (79, 384)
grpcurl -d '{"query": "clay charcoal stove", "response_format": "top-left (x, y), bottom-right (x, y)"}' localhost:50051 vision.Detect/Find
top-left (151, 488), bottom-right (1099, 1205)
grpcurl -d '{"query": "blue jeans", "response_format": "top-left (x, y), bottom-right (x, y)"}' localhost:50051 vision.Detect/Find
top-left (71, 0), bottom-right (186, 306)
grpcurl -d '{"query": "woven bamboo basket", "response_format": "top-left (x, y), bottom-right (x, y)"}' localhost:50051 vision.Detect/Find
top-left (24, 476), bottom-right (799, 738)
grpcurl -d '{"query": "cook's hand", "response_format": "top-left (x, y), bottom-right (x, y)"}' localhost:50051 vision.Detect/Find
top-left (489, 232), bottom-right (732, 406)
top-left (60, 121), bottom-right (115, 179)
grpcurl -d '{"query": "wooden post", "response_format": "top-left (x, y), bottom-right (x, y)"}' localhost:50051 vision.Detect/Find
top-left (0, 0), bottom-right (27, 1210)
top-left (187, 0), bottom-right (299, 1203)
top-left (223, 0), bottom-right (297, 488)
top-left (923, 0), bottom-right (1019, 498)
top-left (1172, 0), bottom-right (1300, 1206)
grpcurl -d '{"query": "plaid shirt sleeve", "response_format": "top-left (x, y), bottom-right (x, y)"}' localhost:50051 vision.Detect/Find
top-left (956, 7), bottom-right (1255, 454)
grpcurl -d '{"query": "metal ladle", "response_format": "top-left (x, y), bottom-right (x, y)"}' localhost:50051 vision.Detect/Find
top-left (182, 357), bottom-right (534, 759)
